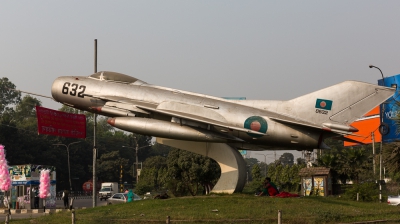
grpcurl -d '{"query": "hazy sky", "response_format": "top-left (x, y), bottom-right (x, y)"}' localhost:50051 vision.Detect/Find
top-left (1, 1), bottom-right (400, 163)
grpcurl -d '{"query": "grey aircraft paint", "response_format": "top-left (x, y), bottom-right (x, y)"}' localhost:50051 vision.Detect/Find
top-left (51, 71), bottom-right (395, 151)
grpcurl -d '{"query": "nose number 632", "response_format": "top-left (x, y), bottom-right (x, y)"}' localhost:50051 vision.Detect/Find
top-left (62, 82), bottom-right (86, 98)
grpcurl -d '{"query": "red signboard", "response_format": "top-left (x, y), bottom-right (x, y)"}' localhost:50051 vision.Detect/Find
top-left (82, 181), bottom-right (93, 192)
top-left (36, 106), bottom-right (86, 139)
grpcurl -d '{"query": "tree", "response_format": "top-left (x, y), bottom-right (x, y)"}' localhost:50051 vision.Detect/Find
top-left (97, 151), bottom-right (129, 181)
top-left (289, 164), bottom-right (304, 192)
top-left (243, 163), bottom-right (264, 194)
top-left (14, 95), bottom-right (42, 130)
top-left (166, 148), bottom-right (220, 196)
top-left (316, 150), bottom-right (342, 183)
top-left (245, 157), bottom-right (259, 181)
top-left (383, 143), bottom-right (400, 174)
top-left (251, 164), bottom-right (262, 182)
top-left (266, 163), bottom-right (305, 192)
top-left (279, 153), bottom-right (294, 166)
top-left (147, 142), bottom-right (170, 158)
top-left (296, 157), bottom-right (306, 165)
top-left (0, 77), bottom-right (21, 116)
top-left (338, 147), bottom-right (369, 184)
top-left (135, 156), bottom-right (168, 195)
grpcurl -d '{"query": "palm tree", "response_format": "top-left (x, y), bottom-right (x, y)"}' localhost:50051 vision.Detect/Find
top-left (316, 150), bottom-right (342, 183)
top-left (383, 143), bottom-right (400, 173)
top-left (338, 148), bottom-right (369, 184)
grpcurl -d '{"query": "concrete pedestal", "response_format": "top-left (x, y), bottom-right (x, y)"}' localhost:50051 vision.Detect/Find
top-left (157, 138), bottom-right (247, 194)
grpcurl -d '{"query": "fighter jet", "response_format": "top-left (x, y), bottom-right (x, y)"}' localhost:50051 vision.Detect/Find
top-left (51, 71), bottom-right (395, 193)
top-left (51, 71), bottom-right (394, 149)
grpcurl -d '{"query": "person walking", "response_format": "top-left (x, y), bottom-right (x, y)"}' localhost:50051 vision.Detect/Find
top-left (62, 190), bottom-right (69, 209)
top-left (127, 189), bottom-right (134, 202)
top-left (32, 187), bottom-right (39, 209)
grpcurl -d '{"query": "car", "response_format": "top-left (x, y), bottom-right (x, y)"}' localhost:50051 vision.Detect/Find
top-left (388, 195), bottom-right (400, 206)
top-left (106, 193), bottom-right (142, 205)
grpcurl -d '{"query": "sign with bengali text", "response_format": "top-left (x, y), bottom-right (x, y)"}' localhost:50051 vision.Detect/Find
top-left (36, 106), bottom-right (86, 138)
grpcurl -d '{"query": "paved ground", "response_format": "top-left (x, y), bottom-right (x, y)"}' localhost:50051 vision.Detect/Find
top-left (55, 197), bottom-right (107, 208)
top-left (0, 213), bottom-right (45, 221)
top-left (0, 198), bottom-right (107, 221)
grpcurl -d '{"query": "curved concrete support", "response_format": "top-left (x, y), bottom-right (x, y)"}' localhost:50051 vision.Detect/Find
top-left (156, 138), bottom-right (247, 194)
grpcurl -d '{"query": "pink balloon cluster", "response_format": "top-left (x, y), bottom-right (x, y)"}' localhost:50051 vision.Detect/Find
top-left (0, 145), bottom-right (11, 191)
top-left (39, 169), bottom-right (51, 198)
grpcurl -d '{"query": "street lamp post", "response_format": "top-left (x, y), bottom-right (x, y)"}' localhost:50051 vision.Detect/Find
top-left (134, 137), bottom-right (139, 184)
top-left (369, 64), bottom-right (385, 203)
top-left (122, 139), bottom-right (151, 184)
top-left (256, 153), bottom-right (267, 176)
top-left (53, 141), bottom-right (81, 192)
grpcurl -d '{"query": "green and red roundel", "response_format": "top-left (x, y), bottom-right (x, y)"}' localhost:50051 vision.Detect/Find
top-left (244, 116), bottom-right (268, 137)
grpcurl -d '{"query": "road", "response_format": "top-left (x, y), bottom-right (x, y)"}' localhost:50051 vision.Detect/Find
top-left (58, 197), bottom-right (108, 208)
top-left (0, 198), bottom-right (107, 221)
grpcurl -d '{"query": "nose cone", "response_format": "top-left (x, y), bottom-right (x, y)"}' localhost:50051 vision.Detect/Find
top-left (107, 118), bottom-right (115, 126)
top-left (51, 77), bottom-right (64, 102)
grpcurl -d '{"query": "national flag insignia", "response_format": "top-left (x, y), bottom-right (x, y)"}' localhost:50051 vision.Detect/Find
top-left (315, 99), bottom-right (333, 110)
top-left (244, 116), bottom-right (268, 138)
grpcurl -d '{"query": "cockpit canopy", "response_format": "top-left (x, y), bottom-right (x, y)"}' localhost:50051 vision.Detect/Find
top-left (88, 71), bottom-right (147, 85)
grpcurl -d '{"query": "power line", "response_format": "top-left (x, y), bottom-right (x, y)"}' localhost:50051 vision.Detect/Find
top-left (8, 88), bottom-right (54, 100)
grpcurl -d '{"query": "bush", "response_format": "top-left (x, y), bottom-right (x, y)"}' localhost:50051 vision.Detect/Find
top-left (343, 182), bottom-right (378, 201)
top-left (135, 182), bottom-right (153, 195)
top-left (242, 180), bottom-right (263, 195)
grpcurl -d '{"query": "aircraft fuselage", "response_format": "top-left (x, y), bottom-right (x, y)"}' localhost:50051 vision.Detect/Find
top-left (51, 74), bottom-right (322, 151)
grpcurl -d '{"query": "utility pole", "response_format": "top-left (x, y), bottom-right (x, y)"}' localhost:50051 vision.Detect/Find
top-left (133, 137), bottom-right (139, 184)
top-left (53, 141), bottom-right (81, 192)
top-left (93, 39), bottom-right (98, 208)
top-left (122, 140), bottom-right (151, 185)
top-left (369, 64), bottom-right (386, 203)
top-left (371, 132), bottom-right (375, 175)
top-left (120, 165), bottom-right (123, 192)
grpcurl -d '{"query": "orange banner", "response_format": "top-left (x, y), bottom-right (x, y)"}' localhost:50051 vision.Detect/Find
top-left (36, 106), bottom-right (86, 138)
top-left (344, 106), bottom-right (381, 146)
top-left (344, 116), bottom-right (381, 146)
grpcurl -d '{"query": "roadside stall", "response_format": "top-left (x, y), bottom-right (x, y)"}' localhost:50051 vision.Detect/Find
top-left (9, 164), bottom-right (56, 209)
top-left (299, 167), bottom-right (332, 197)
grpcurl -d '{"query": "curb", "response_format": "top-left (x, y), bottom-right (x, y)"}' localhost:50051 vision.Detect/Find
top-left (56, 196), bottom-right (93, 200)
top-left (0, 207), bottom-right (87, 214)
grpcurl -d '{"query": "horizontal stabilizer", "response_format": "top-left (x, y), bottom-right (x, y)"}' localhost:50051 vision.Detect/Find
top-left (333, 136), bottom-right (365, 145)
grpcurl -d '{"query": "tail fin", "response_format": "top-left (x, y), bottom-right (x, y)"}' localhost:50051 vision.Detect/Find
top-left (282, 81), bottom-right (395, 126)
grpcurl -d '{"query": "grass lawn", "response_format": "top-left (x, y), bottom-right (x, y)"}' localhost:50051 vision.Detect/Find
top-left (10, 194), bottom-right (400, 224)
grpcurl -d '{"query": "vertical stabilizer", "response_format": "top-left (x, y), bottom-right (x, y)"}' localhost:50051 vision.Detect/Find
top-left (281, 81), bottom-right (395, 126)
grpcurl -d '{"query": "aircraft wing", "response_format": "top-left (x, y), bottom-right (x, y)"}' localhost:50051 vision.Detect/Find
top-left (88, 94), bottom-right (365, 138)
top-left (87, 95), bottom-right (266, 136)
top-left (142, 104), bottom-right (362, 138)
top-left (136, 104), bottom-right (267, 136)
top-left (86, 94), bottom-right (153, 112)
top-left (269, 116), bottom-right (321, 130)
